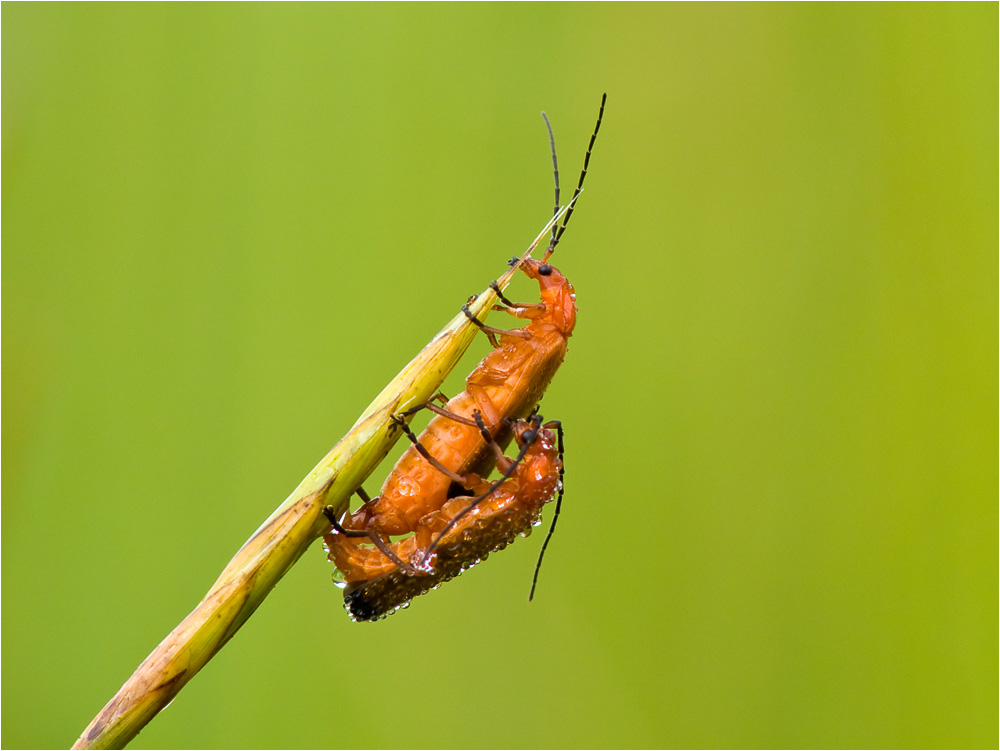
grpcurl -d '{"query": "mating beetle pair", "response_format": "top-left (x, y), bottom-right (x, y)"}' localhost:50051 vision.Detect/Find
top-left (324, 95), bottom-right (605, 621)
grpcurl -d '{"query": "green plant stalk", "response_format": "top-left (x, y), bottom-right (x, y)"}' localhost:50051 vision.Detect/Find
top-left (71, 206), bottom-right (572, 750)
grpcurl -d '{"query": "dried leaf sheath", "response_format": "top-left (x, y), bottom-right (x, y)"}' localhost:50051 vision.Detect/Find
top-left (72, 206), bottom-right (573, 750)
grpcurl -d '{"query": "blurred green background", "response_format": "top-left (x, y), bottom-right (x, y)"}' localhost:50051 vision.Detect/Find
top-left (3, 4), bottom-right (996, 749)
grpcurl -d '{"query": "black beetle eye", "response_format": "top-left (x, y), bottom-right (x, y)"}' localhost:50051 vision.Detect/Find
top-left (538, 264), bottom-right (552, 276)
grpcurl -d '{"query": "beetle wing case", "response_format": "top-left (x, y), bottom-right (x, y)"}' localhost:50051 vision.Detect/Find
top-left (342, 498), bottom-right (546, 622)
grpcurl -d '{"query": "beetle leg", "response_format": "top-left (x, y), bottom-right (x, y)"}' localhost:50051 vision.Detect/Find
top-left (396, 400), bottom-right (479, 427)
top-left (462, 303), bottom-right (531, 348)
top-left (472, 410), bottom-right (509, 469)
top-left (489, 281), bottom-right (545, 312)
top-left (324, 506), bottom-right (420, 576)
top-left (391, 414), bottom-right (466, 484)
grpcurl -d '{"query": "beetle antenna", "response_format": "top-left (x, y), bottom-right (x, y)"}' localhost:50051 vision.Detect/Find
top-left (541, 111), bottom-right (560, 247)
top-left (529, 420), bottom-right (563, 601)
top-left (545, 92), bottom-right (606, 261)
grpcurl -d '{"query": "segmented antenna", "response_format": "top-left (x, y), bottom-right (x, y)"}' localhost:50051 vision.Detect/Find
top-left (541, 111), bottom-right (561, 247)
top-left (544, 92), bottom-right (607, 260)
top-left (529, 420), bottom-right (563, 601)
